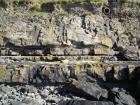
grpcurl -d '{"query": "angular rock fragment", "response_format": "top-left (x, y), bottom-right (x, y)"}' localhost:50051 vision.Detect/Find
top-left (124, 50), bottom-right (139, 61)
top-left (100, 37), bottom-right (113, 48)
top-left (94, 48), bottom-right (115, 55)
top-left (70, 80), bottom-right (108, 100)
top-left (109, 88), bottom-right (136, 105)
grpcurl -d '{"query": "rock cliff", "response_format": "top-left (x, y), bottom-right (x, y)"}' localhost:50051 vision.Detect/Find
top-left (0, 0), bottom-right (140, 105)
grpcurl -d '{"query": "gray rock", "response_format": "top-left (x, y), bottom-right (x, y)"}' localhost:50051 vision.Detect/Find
top-left (71, 81), bottom-right (108, 100)
top-left (58, 100), bottom-right (114, 105)
top-left (109, 88), bottom-right (136, 105)
top-left (48, 65), bottom-right (67, 83)
top-left (11, 101), bottom-right (26, 105)
top-left (124, 50), bottom-right (139, 61)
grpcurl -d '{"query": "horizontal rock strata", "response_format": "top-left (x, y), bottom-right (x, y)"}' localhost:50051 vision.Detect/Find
top-left (0, 0), bottom-right (139, 105)
top-left (0, 63), bottom-right (139, 84)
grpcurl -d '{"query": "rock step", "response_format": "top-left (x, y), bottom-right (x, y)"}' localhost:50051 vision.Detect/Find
top-left (0, 63), bottom-right (139, 84)
top-left (1, 56), bottom-right (140, 65)
top-left (0, 47), bottom-right (117, 56)
top-left (0, 55), bottom-right (117, 64)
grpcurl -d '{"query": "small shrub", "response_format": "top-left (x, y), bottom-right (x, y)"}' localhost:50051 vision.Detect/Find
top-left (30, 3), bottom-right (41, 11)
top-left (57, 10), bottom-right (69, 16)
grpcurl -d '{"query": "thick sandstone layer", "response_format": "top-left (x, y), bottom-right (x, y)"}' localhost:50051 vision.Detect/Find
top-left (0, 63), bottom-right (139, 84)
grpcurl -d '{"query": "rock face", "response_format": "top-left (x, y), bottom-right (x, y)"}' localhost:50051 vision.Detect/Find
top-left (0, 2), bottom-right (139, 59)
top-left (0, 0), bottom-right (140, 105)
top-left (0, 63), bottom-right (139, 84)
top-left (58, 100), bottom-right (114, 105)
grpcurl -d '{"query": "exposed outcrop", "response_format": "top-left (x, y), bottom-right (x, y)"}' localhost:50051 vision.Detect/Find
top-left (0, 1), bottom-right (139, 60)
top-left (0, 0), bottom-right (140, 105)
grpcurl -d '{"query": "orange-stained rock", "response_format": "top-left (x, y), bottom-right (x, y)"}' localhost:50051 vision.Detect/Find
top-left (94, 48), bottom-right (115, 55)
top-left (101, 37), bottom-right (113, 47)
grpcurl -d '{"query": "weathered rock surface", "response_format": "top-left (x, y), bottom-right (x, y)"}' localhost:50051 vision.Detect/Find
top-left (0, 2), bottom-right (139, 60)
top-left (0, 63), bottom-right (139, 84)
top-left (58, 100), bottom-right (114, 105)
top-left (0, 0), bottom-right (140, 105)
top-left (0, 63), bottom-right (140, 84)
top-left (0, 84), bottom-right (83, 105)
top-left (70, 81), bottom-right (108, 100)
top-left (109, 88), bottom-right (137, 105)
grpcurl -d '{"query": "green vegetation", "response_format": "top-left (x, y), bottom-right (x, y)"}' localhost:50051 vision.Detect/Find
top-left (0, 0), bottom-right (139, 16)
top-left (56, 10), bottom-right (69, 16)
top-left (125, 0), bottom-right (140, 3)
top-left (0, 0), bottom-right (140, 6)
top-left (0, 0), bottom-right (108, 5)
top-left (31, 10), bottom-right (48, 16)
top-left (1, 0), bottom-right (106, 16)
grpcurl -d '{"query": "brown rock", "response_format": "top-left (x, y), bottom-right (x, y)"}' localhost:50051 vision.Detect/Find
top-left (94, 48), bottom-right (114, 55)
top-left (11, 65), bottom-right (29, 83)
top-left (0, 37), bottom-right (3, 47)
top-left (0, 65), bottom-right (11, 82)
top-left (91, 64), bottom-right (105, 77)
top-left (101, 37), bottom-right (113, 47)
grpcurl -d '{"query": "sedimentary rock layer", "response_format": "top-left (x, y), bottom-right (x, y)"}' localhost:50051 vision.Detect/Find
top-left (0, 0), bottom-right (139, 105)
top-left (0, 63), bottom-right (139, 84)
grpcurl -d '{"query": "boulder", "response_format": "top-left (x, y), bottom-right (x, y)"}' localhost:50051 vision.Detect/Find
top-left (101, 37), bottom-right (113, 48)
top-left (58, 100), bottom-right (114, 105)
top-left (124, 50), bottom-right (139, 61)
top-left (109, 88), bottom-right (136, 105)
top-left (70, 80), bottom-right (108, 100)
